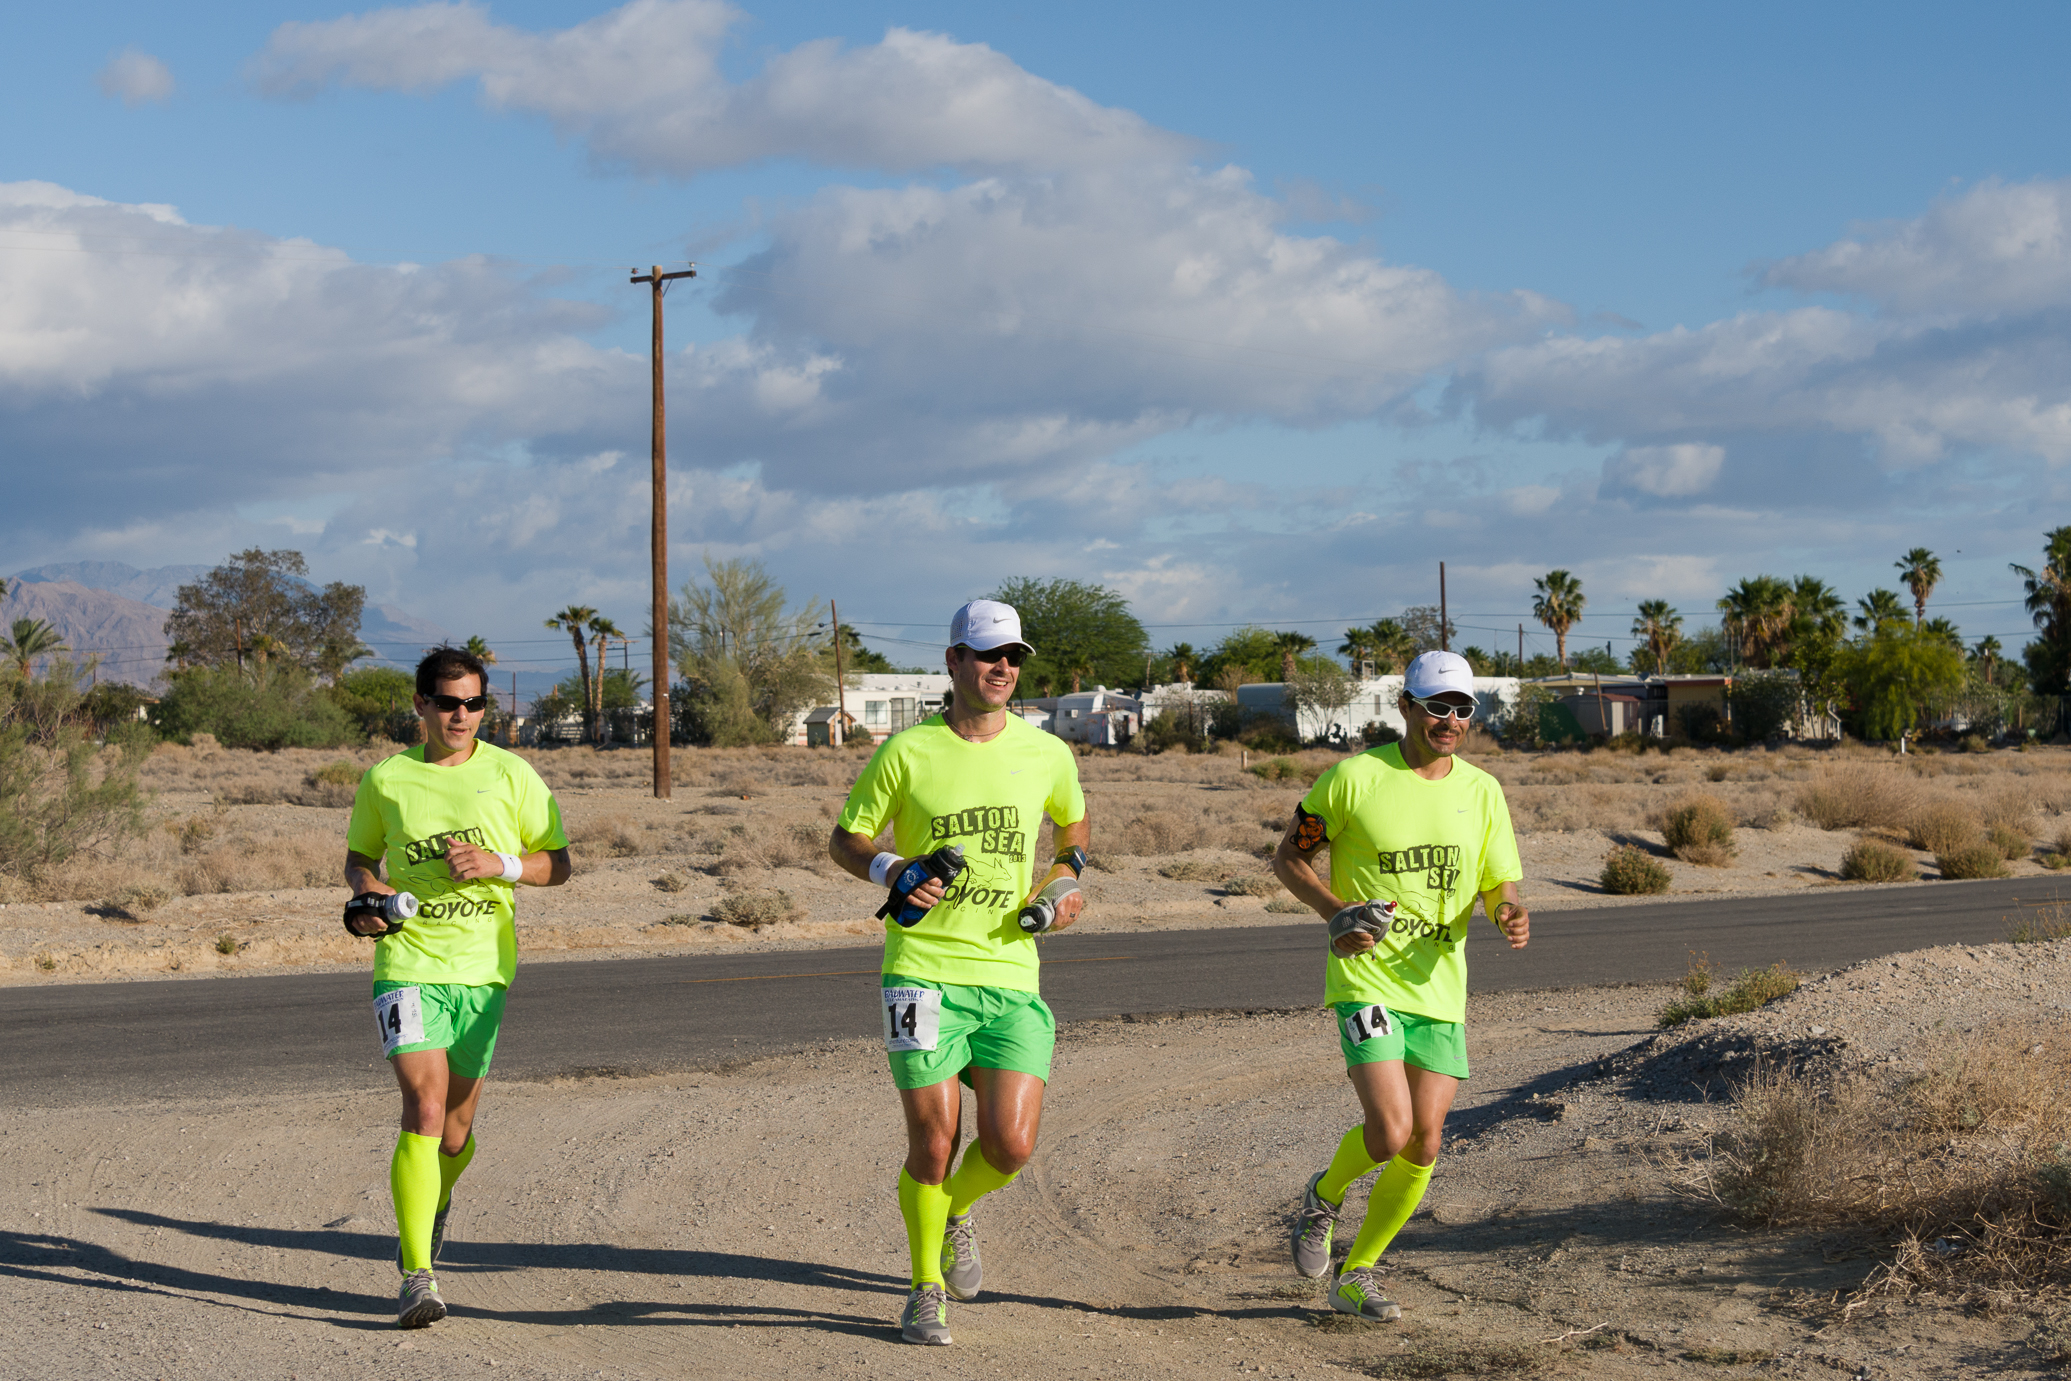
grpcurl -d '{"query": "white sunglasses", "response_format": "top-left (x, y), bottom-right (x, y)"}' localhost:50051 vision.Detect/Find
top-left (1406, 695), bottom-right (1477, 721)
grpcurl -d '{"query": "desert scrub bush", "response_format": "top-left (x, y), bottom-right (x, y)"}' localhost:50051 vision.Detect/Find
top-left (1959, 733), bottom-right (1993, 754)
top-left (1694, 1021), bottom-right (2071, 1296)
top-left (1600, 845), bottom-right (1671, 895)
top-left (1219, 873), bottom-right (1282, 897)
top-left (1986, 823), bottom-right (2030, 861)
top-left (1662, 793), bottom-right (1736, 865)
top-left (2009, 901), bottom-right (2071, 943)
top-left (105, 883), bottom-right (172, 918)
top-left (1839, 838), bottom-right (1914, 883)
top-left (1246, 756), bottom-right (1303, 783)
top-left (1657, 961), bottom-right (1801, 1027)
top-left (652, 872), bottom-right (690, 893)
top-left (214, 933), bottom-right (240, 955)
top-left (1264, 897), bottom-right (1310, 914)
top-left (1908, 799), bottom-right (1984, 854)
top-left (565, 812), bottom-right (645, 858)
top-left (1936, 841), bottom-right (2010, 880)
top-left (1159, 860), bottom-right (1225, 882)
top-left (0, 665), bottom-right (154, 889)
top-left (151, 663), bottom-right (361, 750)
top-left (1109, 809), bottom-right (1214, 856)
top-left (710, 888), bottom-right (804, 930)
top-left (1795, 763), bottom-right (1919, 830)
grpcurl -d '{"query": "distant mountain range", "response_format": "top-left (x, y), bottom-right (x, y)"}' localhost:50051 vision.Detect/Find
top-left (4, 562), bottom-right (451, 687)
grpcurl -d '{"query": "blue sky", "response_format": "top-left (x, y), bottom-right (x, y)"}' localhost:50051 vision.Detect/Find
top-left (6, 1), bottom-right (2070, 682)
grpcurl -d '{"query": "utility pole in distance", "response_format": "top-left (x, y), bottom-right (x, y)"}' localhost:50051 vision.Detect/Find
top-left (631, 262), bottom-right (696, 800)
top-left (1438, 562), bottom-right (1449, 652)
top-left (830, 599), bottom-right (848, 745)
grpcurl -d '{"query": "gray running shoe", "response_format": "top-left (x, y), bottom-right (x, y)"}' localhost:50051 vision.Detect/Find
top-left (899, 1283), bottom-right (953, 1346)
top-left (396, 1203), bottom-right (452, 1276)
top-left (1291, 1171), bottom-right (1340, 1279)
top-left (1329, 1265), bottom-right (1401, 1321)
top-left (397, 1269), bottom-right (447, 1329)
top-left (941, 1211), bottom-right (983, 1301)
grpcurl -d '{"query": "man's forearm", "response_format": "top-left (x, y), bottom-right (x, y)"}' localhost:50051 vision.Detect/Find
top-left (1480, 881), bottom-right (1520, 919)
top-left (1027, 818), bottom-right (1091, 899)
top-left (829, 827), bottom-right (885, 883)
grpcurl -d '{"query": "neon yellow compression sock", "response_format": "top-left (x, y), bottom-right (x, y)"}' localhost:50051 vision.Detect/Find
top-left (1315, 1125), bottom-right (1380, 1205)
top-left (391, 1131), bottom-right (442, 1272)
top-left (1341, 1153), bottom-right (1434, 1270)
top-left (944, 1147), bottom-right (1020, 1217)
top-left (438, 1133), bottom-right (476, 1212)
top-left (897, 1169), bottom-right (952, 1287)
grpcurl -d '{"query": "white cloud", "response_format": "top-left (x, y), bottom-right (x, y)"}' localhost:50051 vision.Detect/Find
top-left (249, 0), bottom-right (1190, 177)
top-left (1602, 443), bottom-right (1724, 497)
top-left (97, 48), bottom-right (175, 107)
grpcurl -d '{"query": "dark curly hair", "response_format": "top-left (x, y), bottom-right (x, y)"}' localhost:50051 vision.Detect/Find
top-left (415, 645), bottom-right (490, 697)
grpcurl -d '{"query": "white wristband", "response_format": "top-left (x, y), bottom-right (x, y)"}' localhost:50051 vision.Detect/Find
top-left (869, 852), bottom-right (901, 887)
top-left (496, 852), bottom-right (524, 882)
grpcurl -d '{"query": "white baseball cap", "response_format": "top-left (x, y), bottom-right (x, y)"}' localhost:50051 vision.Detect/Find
top-left (1403, 650), bottom-right (1475, 698)
top-left (948, 599), bottom-right (1034, 654)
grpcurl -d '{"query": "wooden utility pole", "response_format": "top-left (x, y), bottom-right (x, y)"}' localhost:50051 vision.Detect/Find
top-left (630, 262), bottom-right (696, 798)
top-left (830, 599), bottom-right (848, 745)
top-left (1438, 563), bottom-right (1449, 652)
top-left (1517, 623), bottom-right (1524, 669)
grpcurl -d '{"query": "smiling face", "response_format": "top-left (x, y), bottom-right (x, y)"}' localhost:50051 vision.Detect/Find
top-left (946, 643), bottom-right (1022, 714)
top-left (1400, 691), bottom-right (1475, 759)
top-left (415, 671), bottom-right (488, 757)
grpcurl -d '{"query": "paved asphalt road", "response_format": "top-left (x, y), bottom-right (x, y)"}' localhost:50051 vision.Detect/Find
top-left (6, 876), bottom-right (2059, 1108)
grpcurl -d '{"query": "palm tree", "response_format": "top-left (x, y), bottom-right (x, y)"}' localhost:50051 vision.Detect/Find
top-left (1896, 547), bottom-right (1942, 627)
top-left (2, 618), bottom-right (67, 680)
top-left (587, 615), bottom-right (626, 743)
top-left (1972, 634), bottom-right (2002, 685)
top-left (1789, 576), bottom-right (1848, 644)
top-left (1922, 616), bottom-right (1964, 651)
top-left (1337, 627), bottom-right (1375, 676)
top-left (464, 635), bottom-right (499, 666)
top-left (1270, 630), bottom-right (1316, 682)
top-left (1854, 588), bottom-right (1909, 632)
top-left (1531, 571), bottom-right (1586, 668)
top-left (2012, 527), bottom-right (2071, 643)
top-left (1716, 576), bottom-right (1794, 668)
top-left (1165, 643), bottom-right (1197, 684)
top-left (544, 605), bottom-right (599, 737)
top-left (1631, 601), bottom-right (1682, 674)
top-left (1367, 619), bottom-right (1417, 675)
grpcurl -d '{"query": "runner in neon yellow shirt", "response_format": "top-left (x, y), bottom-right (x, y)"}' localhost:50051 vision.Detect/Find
top-left (343, 646), bottom-right (571, 1329)
top-left (830, 599), bottom-right (1089, 1347)
top-left (1271, 651), bottom-right (1530, 1323)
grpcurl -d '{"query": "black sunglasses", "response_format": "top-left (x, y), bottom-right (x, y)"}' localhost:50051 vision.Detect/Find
top-left (428, 694), bottom-right (490, 713)
top-left (958, 644), bottom-right (1028, 668)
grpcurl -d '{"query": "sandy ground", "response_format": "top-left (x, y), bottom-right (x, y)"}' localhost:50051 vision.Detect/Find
top-left (6, 939), bottom-right (2068, 1380)
top-left (8, 761), bottom-right (2068, 986)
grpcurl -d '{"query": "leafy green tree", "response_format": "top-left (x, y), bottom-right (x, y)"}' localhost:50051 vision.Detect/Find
top-left (165, 549), bottom-right (367, 680)
top-left (2013, 526), bottom-right (2071, 694)
top-left (1837, 623), bottom-right (1966, 740)
top-left (2, 619), bottom-right (68, 680)
top-left (1632, 600), bottom-right (1681, 675)
top-left (669, 555), bottom-right (831, 744)
top-left (1531, 571), bottom-right (1585, 668)
top-left (1567, 645), bottom-right (1624, 674)
top-left (327, 665), bottom-right (419, 739)
top-left (1895, 547), bottom-right (1942, 627)
top-left (557, 666), bottom-right (647, 710)
top-left (0, 658), bottom-right (152, 884)
top-left (1664, 626), bottom-right (1734, 674)
top-left (988, 578), bottom-right (1147, 695)
top-left (1854, 588), bottom-right (1909, 632)
top-left (1193, 627), bottom-right (1282, 689)
top-left (1286, 660), bottom-right (1355, 741)
top-left (153, 662), bottom-right (360, 749)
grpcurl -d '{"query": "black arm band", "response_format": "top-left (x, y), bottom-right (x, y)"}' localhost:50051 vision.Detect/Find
top-left (1055, 845), bottom-right (1087, 879)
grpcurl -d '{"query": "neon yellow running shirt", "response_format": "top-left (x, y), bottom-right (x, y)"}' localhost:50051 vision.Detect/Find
top-left (346, 740), bottom-right (568, 989)
top-left (838, 714), bottom-right (1086, 993)
top-left (1300, 743), bottom-right (1521, 1023)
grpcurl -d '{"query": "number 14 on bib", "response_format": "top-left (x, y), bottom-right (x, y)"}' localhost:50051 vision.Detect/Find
top-left (1342, 1002), bottom-right (1393, 1046)
top-left (881, 986), bottom-right (943, 1052)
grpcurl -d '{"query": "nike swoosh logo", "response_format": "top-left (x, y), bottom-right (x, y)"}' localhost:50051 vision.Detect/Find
top-left (1009, 769), bottom-right (1024, 776)
top-left (477, 789), bottom-right (492, 794)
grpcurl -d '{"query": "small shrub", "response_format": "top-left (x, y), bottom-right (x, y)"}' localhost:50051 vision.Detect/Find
top-left (653, 872), bottom-right (689, 894)
top-left (1840, 839), bottom-right (1914, 883)
top-left (107, 884), bottom-right (172, 918)
top-left (1601, 845), bottom-right (1671, 895)
top-left (34, 952), bottom-right (56, 972)
top-left (311, 759), bottom-right (363, 787)
top-left (2009, 903), bottom-right (2071, 943)
top-left (1909, 800), bottom-right (1984, 855)
top-left (1960, 733), bottom-right (1992, 754)
top-left (1987, 824), bottom-right (2029, 861)
top-left (1246, 756), bottom-right (1302, 782)
top-left (171, 814), bottom-right (218, 854)
top-left (1159, 860), bottom-right (1224, 882)
top-left (1663, 794), bottom-right (1736, 864)
top-left (1220, 873), bottom-right (1282, 897)
top-left (214, 933), bottom-right (239, 955)
top-left (710, 888), bottom-right (804, 930)
top-left (1359, 721), bottom-right (1401, 748)
top-left (1937, 842), bottom-right (2011, 880)
top-left (1796, 763), bottom-right (1919, 830)
top-left (1264, 896), bottom-right (1310, 913)
top-left (1658, 962), bottom-right (1801, 1026)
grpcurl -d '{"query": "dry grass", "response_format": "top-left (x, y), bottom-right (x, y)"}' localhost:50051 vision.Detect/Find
top-left (709, 888), bottom-right (805, 930)
top-left (1986, 823), bottom-right (2031, 861)
top-left (1218, 873), bottom-right (1282, 897)
top-left (1938, 842), bottom-right (2012, 880)
top-left (1839, 839), bottom-right (1915, 883)
top-left (1796, 763), bottom-right (1921, 831)
top-left (2008, 901), bottom-right (2071, 943)
top-left (1658, 959), bottom-right (1801, 1027)
top-left (1694, 1020), bottom-right (2071, 1297)
top-left (1662, 794), bottom-right (1736, 866)
top-left (1909, 800), bottom-right (1985, 855)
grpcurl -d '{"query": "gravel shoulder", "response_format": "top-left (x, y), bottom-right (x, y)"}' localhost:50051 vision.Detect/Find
top-left (7, 939), bottom-right (2066, 1380)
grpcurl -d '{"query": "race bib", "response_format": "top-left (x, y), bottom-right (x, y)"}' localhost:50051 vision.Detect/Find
top-left (373, 986), bottom-right (426, 1056)
top-left (882, 987), bottom-right (943, 1053)
top-left (1341, 1002), bottom-right (1394, 1047)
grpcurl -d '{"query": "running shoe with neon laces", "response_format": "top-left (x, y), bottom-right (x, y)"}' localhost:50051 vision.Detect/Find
top-left (1329, 1265), bottom-right (1401, 1321)
top-left (397, 1203), bottom-right (452, 1275)
top-left (1291, 1171), bottom-right (1339, 1278)
top-left (941, 1211), bottom-right (983, 1301)
top-left (900, 1283), bottom-right (953, 1345)
top-left (397, 1269), bottom-right (447, 1329)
